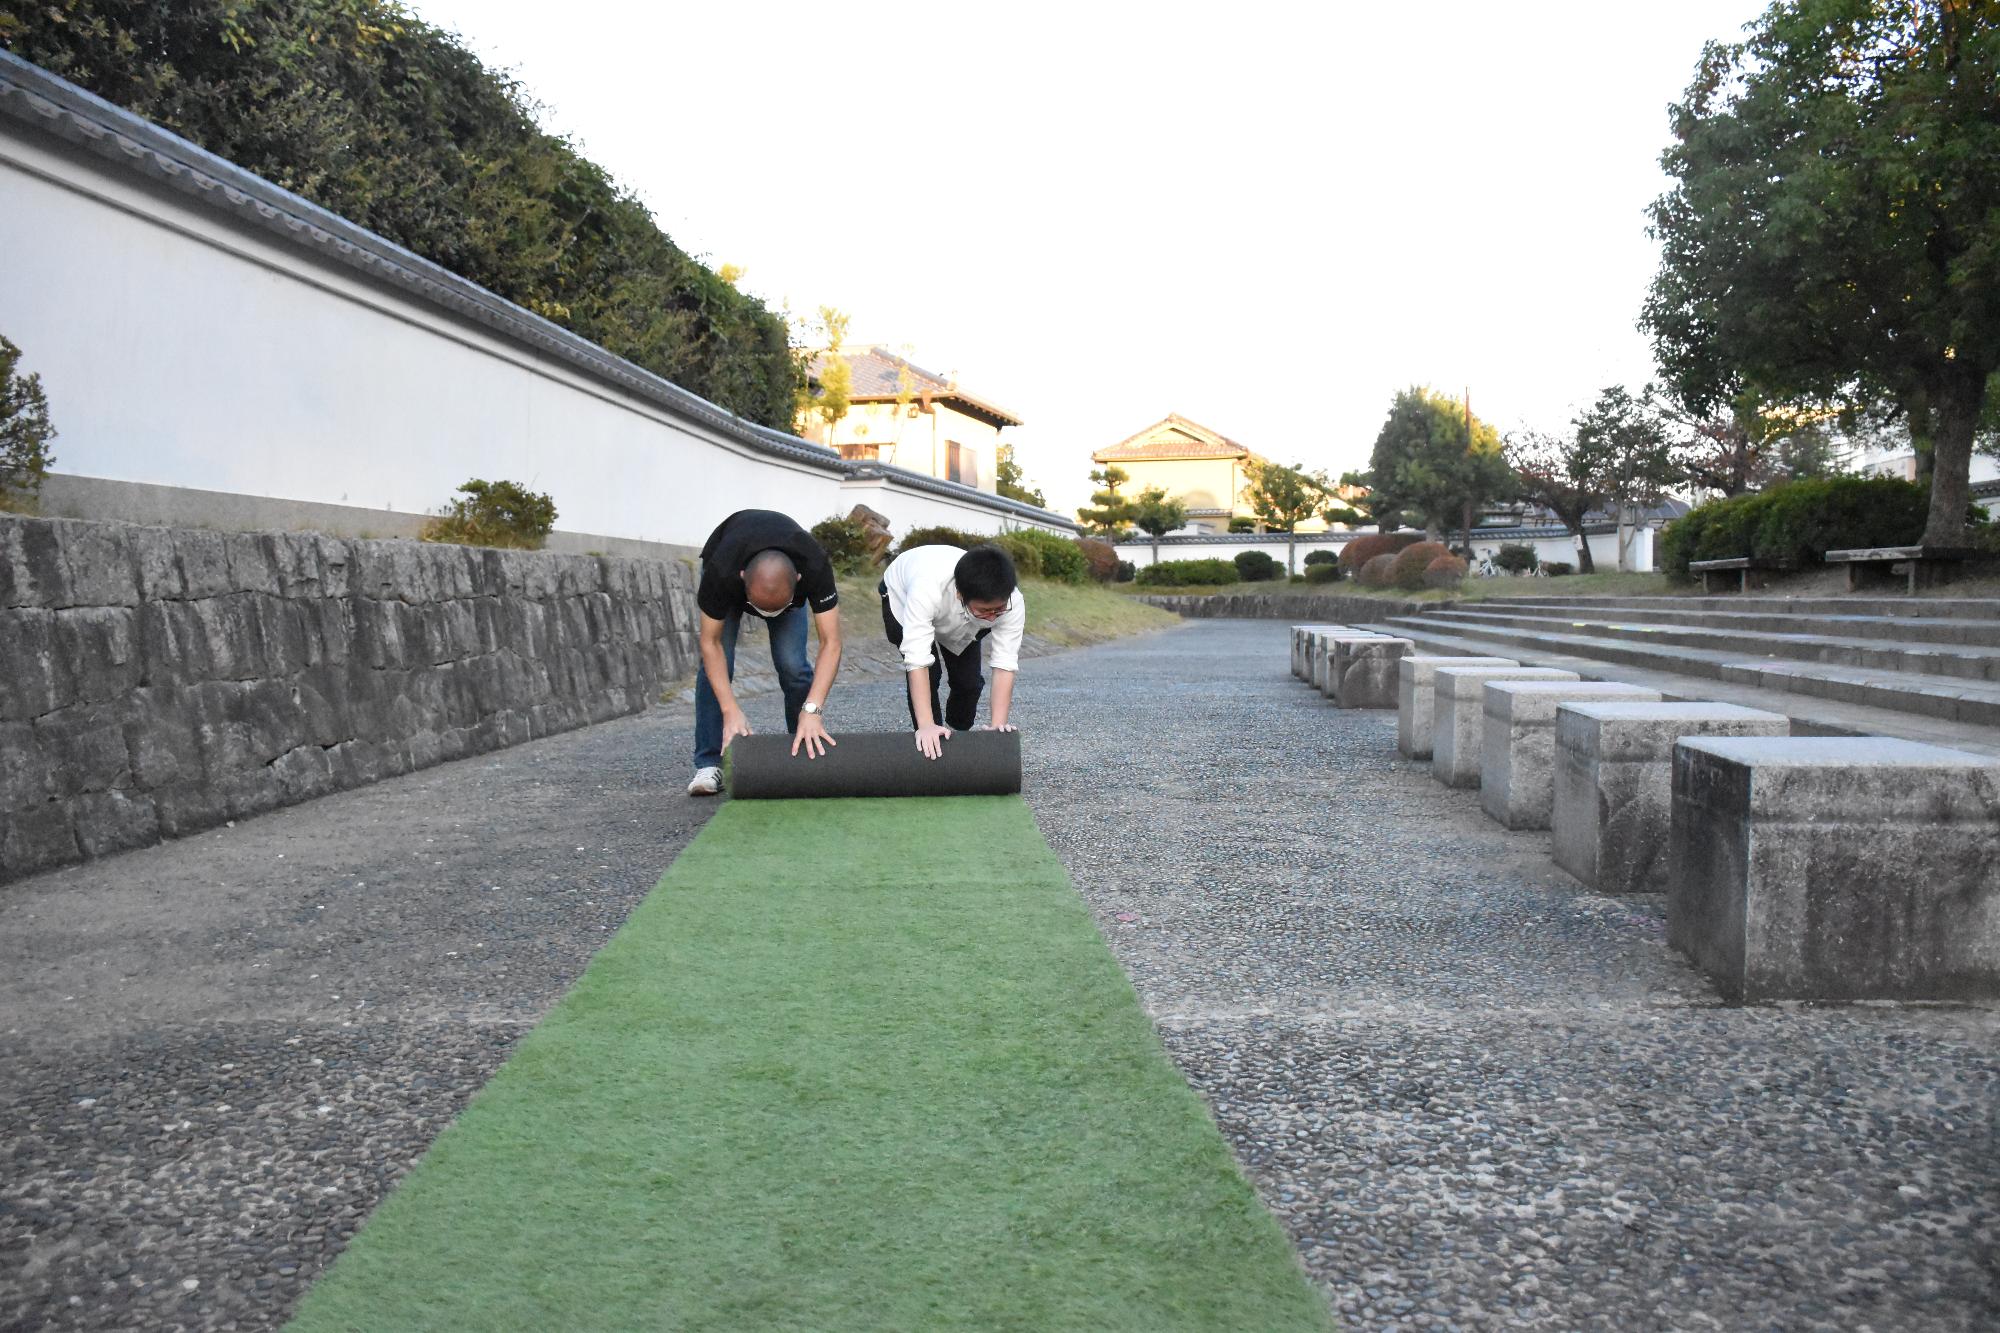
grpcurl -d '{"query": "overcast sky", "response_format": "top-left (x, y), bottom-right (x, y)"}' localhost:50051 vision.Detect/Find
top-left (409, 0), bottom-right (1768, 514)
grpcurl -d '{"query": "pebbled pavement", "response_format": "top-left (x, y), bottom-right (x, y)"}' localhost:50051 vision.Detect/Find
top-left (5, 617), bottom-right (1997, 1332)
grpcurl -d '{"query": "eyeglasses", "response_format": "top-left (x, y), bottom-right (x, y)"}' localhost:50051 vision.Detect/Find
top-left (963, 600), bottom-right (1008, 622)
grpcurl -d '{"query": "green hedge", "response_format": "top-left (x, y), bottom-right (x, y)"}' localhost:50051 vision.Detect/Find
top-left (996, 529), bottom-right (1089, 585)
top-left (1135, 558), bottom-right (1239, 586)
top-left (1658, 477), bottom-right (1935, 582)
top-left (1234, 550), bottom-right (1280, 582)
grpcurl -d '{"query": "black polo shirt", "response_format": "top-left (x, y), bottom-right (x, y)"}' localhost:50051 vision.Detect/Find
top-left (695, 509), bottom-right (840, 621)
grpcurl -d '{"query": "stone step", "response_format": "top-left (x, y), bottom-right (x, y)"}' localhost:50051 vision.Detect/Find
top-left (1370, 616), bottom-right (2000, 739)
top-left (1474, 593), bottom-right (2000, 622)
top-left (1417, 606), bottom-right (2000, 680)
top-left (1437, 600), bottom-right (2000, 649)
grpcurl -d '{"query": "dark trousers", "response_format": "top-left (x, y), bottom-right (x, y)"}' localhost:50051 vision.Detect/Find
top-left (881, 584), bottom-right (988, 730)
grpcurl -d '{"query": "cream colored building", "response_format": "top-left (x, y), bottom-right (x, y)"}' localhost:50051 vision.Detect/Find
top-left (1094, 414), bottom-right (1342, 534)
top-left (803, 347), bottom-right (1019, 492)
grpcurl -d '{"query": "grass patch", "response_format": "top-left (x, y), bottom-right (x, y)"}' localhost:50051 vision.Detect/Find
top-left (837, 573), bottom-right (1179, 646)
top-left (289, 797), bottom-right (1330, 1332)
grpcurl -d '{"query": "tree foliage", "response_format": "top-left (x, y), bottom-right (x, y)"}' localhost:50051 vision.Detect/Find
top-left (0, 335), bottom-right (57, 511)
top-left (1509, 386), bottom-right (1684, 574)
top-left (798, 307), bottom-right (852, 437)
top-left (2, 0), bottom-right (800, 428)
top-left (1355, 387), bottom-right (1512, 541)
top-left (1643, 0), bottom-right (2000, 544)
top-left (1076, 465), bottom-right (1135, 536)
top-left (420, 478), bottom-right (557, 549)
top-left (1240, 459), bottom-right (1332, 574)
top-left (1129, 484), bottom-right (1187, 562)
top-left (996, 443), bottom-right (1045, 507)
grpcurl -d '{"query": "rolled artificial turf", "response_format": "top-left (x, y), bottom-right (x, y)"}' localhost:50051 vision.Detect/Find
top-left (728, 730), bottom-right (1023, 799)
top-left (287, 796), bottom-right (1331, 1332)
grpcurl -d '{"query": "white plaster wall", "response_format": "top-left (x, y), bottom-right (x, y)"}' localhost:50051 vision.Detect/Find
top-left (1, 131), bottom-right (851, 547)
top-left (839, 477), bottom-right (1070, 537)
top-left (1118, 529), bottom-right (1658, 573)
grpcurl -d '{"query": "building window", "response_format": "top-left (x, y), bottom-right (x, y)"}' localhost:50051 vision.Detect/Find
top-left (947, 440), bottom-right (980, 488)
top-left (839, 443), bottom-right (880, 462)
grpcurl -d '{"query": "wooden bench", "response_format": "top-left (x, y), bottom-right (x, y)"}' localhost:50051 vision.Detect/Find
top-left (1686, 556), bottom-right (1793, 593)
top-left (1822, 545), bottom-right (1975, 594)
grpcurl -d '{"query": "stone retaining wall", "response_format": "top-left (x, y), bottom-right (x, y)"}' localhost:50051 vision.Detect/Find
top-left (0, 515), bottom-right (697, 882)
top-left (1137, 593), bottom-right (1438, 620)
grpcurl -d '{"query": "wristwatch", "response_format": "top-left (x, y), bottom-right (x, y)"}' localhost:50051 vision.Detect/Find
top-left (802, 701), bottom-right (822, 716)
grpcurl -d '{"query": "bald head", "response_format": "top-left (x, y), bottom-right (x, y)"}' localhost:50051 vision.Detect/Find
top-left (742, 549), bottom-right (799, 614)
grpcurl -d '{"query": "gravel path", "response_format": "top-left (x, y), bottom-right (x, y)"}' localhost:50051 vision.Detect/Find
top-left (5, 616), bottom-right (1997, 1331)
top-left (1007, 619), bottom-right (2000, 1332)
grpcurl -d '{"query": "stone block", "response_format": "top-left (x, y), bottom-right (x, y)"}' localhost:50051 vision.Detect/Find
top-left (1, 801), bottom-right (79, 879)
top-left (0, 721), bottom-right (53, 812)
top-left (0, 516), bottom-right (70, 608)
top-left (54, 518), bottom-right (140, 607)
top-left (1669, 736), bottom-right (2000, 1002)
top-left (0, 607), bottom-right (72, 720)
top-left (190, 593), bottom-right (271, 680)
top-left (153, 784), bottom-right (229, 839)
top-left (1397, 656), bottom-right (1517, 759)
top-left (173, 529), bottom-right (234, 599)
top-left (1432, 667), bottom-right (1580, 788)
top-left (216, 764), bottom-right (285, 820)
top-left (71, 788), bottom-right (160, 858)
top-left (222, 532), bottom-right (281, 595)
top-left (122, 687), bottom-right (204, 791)
top-left (271, 744), bottom-right (337, 804)
top-left (254, 595), bottom-right (312, 676)
top-left (1479, 682), bottom-right (1663, 829)
top-left (127, 525), bottom-right (186, 601)
top-left (55, 605), bottom-right (144, 703)
top-left (32, 702), bottom-right (130, 795)
top-left (1331, 637), bottom-right (1414, 709)
top-left (138, 601), bottom-right (213, 686)
top-left (1310, 630), bottom-right (1377, 692)
top-left (1553, 702), bottom-right (1790, 893)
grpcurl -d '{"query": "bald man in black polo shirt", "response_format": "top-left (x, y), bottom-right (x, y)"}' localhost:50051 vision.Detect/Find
top-left (687, 510), bottom-right (844, 795)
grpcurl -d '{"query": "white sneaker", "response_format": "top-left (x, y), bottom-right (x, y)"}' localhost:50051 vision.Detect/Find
top-left (686, 766), bottom-right (722, 797)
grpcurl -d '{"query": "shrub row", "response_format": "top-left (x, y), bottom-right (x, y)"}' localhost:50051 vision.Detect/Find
top-left (1657, 476), bottom-right (1935, 582)
top-left (1135, 558), bottom-right (1239, 586)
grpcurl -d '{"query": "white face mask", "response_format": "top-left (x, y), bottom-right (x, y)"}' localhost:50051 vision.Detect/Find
top-left (746, 600), bottom-right (791, 620)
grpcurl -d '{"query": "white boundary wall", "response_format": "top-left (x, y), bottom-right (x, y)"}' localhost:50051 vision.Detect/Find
top-left (0, 59), bottom-right (1070, 548)
top-left (1115, 527), bottom-right (1654, 573)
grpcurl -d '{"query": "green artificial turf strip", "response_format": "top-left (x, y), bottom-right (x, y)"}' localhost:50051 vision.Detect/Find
top-left (287, 796), bottom-right (1332, 1332)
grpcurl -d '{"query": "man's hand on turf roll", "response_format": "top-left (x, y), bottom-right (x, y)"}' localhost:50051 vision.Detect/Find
top-left (914, 721), bottom-right (952, 760)
top-left (792, 712), bottom-right (836, 759)
top-left (721, 706), bottom-right (753, 752)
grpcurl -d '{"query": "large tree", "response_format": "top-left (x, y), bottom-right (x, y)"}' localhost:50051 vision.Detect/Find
top-left (1507, 429), bottom-right (1604, 574)
top-left (1643, 0), bottom-right (2000, 546)
top-left (1129, 485), bottom-right (1188, 565)
top-left (1240, 459), bottom-right (1329, 573)
top-left (1507, 385), bottom-right (1683, 574)
top-left (1356, 387), bottom-right (1513, 550)
top-left (996, 443), bottom-right (1045, 507)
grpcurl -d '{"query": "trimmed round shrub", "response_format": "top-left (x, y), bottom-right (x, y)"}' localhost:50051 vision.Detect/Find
top-left (1543, 560), bottom-right (1576, 577)
top-left (995, 528), bottom-right (1088, 584)
top-left (1305, 562), bottom-right (1342, 585)
top-left (1389, 540), bottom-right (1450, 591)
top-left (1357, 552), bottom-right (1400, 588)
top-left (1228, 516), bottom-right (1257, 533)
top-left (1114, 560), bottom-right (1136, 582)
top-left (1135, 557), bottom-right (1238, 586)
top-left (810, 515), bottom-right (877, 573)
top-left (1423, 554), bottom-right (1469, 589)
top-left (1338, 530), bottom-right (1422, 574)
top-left (1234, 550), bottom-right (1280, 582)
top-left (1076, 536), bottom-right (1119, 582)
top-left (893, 524), bottom-right (981, 556)
top-left (1302, 549), bottom-right (1338, 567)
top-left (421, 478), bottom-right (557, 550)
top-left (1492, 542), bottom-right (1538, 575)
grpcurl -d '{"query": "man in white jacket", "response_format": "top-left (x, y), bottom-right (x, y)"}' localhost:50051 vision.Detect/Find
top-left (878, 543), bottom-right (1025, 759)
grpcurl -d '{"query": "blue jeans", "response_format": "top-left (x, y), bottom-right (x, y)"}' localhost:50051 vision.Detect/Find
top-left (692, 604), bottom-right (812, 771)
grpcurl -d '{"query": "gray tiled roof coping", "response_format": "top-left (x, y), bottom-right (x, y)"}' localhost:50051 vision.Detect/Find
top-left (0, 51), bottom-right (1075, 532)
top-left (1112, 524), bottom-right (1619, 546)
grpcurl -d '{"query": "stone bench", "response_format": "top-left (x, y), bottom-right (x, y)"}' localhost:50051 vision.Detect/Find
top-left (1328, 636), bottom-right (1413, 709)
top-left (1552, 701), bottom-right (1789, 893)
top-left (1309, 628), bottom-right (1379, 691)
top-left (1668, 736), bottom-right (2000, 1002)
top-left (1397, 656), bottom-right (1517, 759)
top-left (1431, 667), bottom-right (1580, 788)
top-left (1480, 682), bottom-right (1662, 829)
top-left (1686, 556), bottom-right (1795, 594)
top-left (1291, 623), bottom-right (1347, 681)
top-left (1824, 545), bottom-right (1975, 594)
